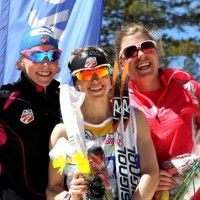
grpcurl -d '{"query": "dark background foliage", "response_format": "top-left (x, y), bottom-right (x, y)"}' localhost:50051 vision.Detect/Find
top-left (100, 0), bottom-right (200, 81)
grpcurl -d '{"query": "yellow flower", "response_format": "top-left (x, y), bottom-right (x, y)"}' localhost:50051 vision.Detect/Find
top-left (52, 151), bottom-right (91, 175)
top-left (52, 154), bottom-right (72, 175)
top-left (72, 151), bottom-right (91, 174)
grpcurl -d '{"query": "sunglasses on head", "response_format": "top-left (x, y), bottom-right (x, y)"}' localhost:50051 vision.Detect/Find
top-left (21, 49), bottom-right (62, 63)
top-left (74, 65), bottom-right (110, 81)
top-left (121, 40), bottom-right (157, 59)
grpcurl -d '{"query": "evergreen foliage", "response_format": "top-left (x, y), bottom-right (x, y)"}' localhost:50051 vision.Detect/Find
top-left (101, 0), bottom-right (200, 80)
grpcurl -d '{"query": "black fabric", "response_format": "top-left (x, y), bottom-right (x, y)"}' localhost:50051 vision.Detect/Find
top-left (68, 51), bottom-right (108, 74)
top-left (0, 72), bottom-right (61, 200)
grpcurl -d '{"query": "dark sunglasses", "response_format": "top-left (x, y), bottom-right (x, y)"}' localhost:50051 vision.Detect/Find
top-left (21, 49), bottom-right (62, 63)
top-left (121, 40), bottom-right (157, 59)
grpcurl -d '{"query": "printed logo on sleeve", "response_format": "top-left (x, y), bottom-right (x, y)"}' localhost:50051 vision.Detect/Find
top-left (20, 109), bottom-right (34, 124)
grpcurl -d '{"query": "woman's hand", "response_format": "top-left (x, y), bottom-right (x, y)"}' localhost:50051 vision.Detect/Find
top-left (157, 170), bottom-right (176, 191)
top-left (153, 170), bottom-right (176, 200)
top-left (69, 171), bottom-right (90, 200)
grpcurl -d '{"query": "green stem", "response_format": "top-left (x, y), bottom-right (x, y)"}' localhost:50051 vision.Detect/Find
top-left (172, 160), bottom-right (200, 200)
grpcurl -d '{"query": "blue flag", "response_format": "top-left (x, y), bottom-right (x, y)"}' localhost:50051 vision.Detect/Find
top-left (0, 0), bottom-right (104, 85)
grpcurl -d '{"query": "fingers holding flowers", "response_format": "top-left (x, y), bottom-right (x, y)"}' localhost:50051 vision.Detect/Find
top-left (157, 169), bottom-right (177, 191)
top-left (69, 171), bottom-right (89, 200)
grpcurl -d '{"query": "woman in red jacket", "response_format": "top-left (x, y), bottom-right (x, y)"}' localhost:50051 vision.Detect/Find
top-left (115, 21), bottom-right (200, 199)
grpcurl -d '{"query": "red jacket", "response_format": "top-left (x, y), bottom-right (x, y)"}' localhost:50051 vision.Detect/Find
top-left (129, 68), bottom-right (200, 166)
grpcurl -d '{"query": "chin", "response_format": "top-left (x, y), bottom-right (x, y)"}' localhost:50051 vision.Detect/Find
top-left (90, 92), bottom-right (106, 99)
top-left (38, 81), bottom-right (51, 88)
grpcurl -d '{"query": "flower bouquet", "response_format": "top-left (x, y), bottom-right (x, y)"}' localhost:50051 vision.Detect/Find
top-left (49, 84), bottom-right (113, 199)
top-left (161, 143), bottom-right (200, 200)
top-left (49, 137), bottom-right (113, 199)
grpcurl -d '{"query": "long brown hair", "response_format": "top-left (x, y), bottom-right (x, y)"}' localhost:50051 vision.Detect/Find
top-left (115, 22), bottom-right (158, 60)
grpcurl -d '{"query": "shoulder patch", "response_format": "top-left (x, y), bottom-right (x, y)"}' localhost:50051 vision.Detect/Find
top-left (20, 109), bottom-right (34, 124)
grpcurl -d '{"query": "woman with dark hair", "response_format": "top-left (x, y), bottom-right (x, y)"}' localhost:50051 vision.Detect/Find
top-left (46, 46), bottom-right (159, 200)
top-left (115, 22), bottom-right (200, 199)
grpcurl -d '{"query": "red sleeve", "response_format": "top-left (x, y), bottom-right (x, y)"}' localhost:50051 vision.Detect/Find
top-left (0, 123), bottom-right (7, 145)
top-left (191, 80), bottom-right (200, 130)
top-left (192, 80), bottom-right (200, 103)
top-left (0, 123), bottom-right (6, 176)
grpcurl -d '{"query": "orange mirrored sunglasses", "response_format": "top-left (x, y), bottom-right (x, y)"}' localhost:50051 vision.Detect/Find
top-left (74, 66), bottom-right (110, 81)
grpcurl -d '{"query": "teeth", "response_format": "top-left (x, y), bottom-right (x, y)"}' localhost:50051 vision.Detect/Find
top-left (37, 71), bottom-right (50, 76)
top-left (90, 85), bottom-right (103, 91)
top-left (138, 62), bottom-right (150, 68)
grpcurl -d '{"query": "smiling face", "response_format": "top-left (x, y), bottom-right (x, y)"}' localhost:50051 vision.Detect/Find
top-left (120, 32), bottom-right (160, 85)
top-left (76, 73), bottom-right (111, 101)
top-left (20, 45), bottom-right (59, 88)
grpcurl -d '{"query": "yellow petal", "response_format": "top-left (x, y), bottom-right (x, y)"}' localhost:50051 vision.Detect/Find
top-left (160, 190), bottom-right (169, 200)
top-left (72, 151), bottom-right (91, 174)
top-left (52, 155), bottom-right (69, 175)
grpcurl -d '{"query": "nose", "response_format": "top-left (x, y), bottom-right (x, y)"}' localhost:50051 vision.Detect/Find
top-left (41, 62), bottom-right (50, 68)
top-left (137, 49), bottom-right (144, 57)
top-left (91, 73), bottom-right (100, 81)
top-left (41, 57), bottom-right (50, 67)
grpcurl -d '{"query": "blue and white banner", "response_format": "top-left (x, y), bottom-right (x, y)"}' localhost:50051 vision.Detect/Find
top-left (0, 0), bottom-right (104, 85)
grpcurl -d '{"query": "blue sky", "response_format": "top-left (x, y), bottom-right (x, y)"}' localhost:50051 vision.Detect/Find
top-left (161, 26), bottom-right (200, 40)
